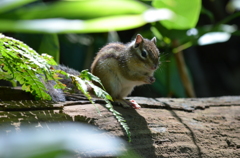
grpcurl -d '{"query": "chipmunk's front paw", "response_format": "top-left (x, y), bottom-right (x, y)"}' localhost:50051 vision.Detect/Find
top-left (144, 76), bottom-right (155, 84)
top-left (148, 76), bottom-right (155, 84)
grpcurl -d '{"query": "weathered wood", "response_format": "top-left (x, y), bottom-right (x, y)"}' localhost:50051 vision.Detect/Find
top-left (0, 96), bottom-right (240, 157)
top-left (0, 86), bottom-right (34, 101)
top-left (0, 100), bottom-right (64, 111)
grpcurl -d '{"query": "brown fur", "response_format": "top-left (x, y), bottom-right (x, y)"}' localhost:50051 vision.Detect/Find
top-left (91, 34), bottom-right (160, 108)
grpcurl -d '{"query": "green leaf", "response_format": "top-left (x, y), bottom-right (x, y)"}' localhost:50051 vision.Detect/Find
top-left (83, 15), bottom-right (146, 33)
top-left (79, 69), bottom-right (93, 81)
top-left (22, 84), bottom-right (31, 92)
top-left (38, 34), bottom-right (60, 63)
top-left (77, 70), bottom-right (130, 141)
top-left (0, 15), bottom-right (146, 33)
top-left (0, 0), bottom-right (35, 14)
top-left (53, 81), bottom-right (66, 90)
top-left (152, 0), bottom-right (201, 29)
top-left (89, 82), bottom-right (113, 101)
top-left (41, 53), bottom-right (58, 66)
top-left (0, 1), bottom-right (179, 34)
top-left (70, 75), bottom-right (88, 94)
top-left (2, 0), bottom-right (148, 20)
top-left (0, 34), bottom-right (55, 100)
top-left (80, 70), bottom-right (106, 90)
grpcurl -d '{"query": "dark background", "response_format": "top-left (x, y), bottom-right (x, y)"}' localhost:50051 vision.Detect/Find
top-left (2, 0), bottom-right (240, 98)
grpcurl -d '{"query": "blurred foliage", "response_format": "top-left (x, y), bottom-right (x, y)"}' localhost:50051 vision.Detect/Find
top-left (0, 123), bottom-right (137, 158)
top-left (153, 0), bottom-right (201, 29)
top-left (0, 0), bottom-right (240, 97)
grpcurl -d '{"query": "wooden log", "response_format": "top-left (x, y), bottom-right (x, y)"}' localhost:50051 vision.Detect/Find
top-left (0, 96), bottom-right (240, 157)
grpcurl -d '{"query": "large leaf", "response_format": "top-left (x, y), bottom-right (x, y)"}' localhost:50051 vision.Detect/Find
top-left (0, 0), bottom-right (176, 33)
top-left (152, 0), bottom-right (201, 29)
top-left (0, 16), bottom-right (146, 33)
top-left (0, 0), bottom-right (148, 20)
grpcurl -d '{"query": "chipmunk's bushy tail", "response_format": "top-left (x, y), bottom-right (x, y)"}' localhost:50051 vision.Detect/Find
top-left (43, 65), bottom-right (80, 102)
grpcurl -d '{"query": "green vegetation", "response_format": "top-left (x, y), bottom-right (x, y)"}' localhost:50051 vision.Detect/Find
top-left (1, 0), bottom-right (240, 144)
top-left (0, 34), bottom-right (58, 100)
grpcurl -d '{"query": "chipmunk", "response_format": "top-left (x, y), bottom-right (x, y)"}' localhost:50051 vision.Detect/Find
top-left (91, 34), bottom-right (160, 109)
top-left (45, 34), bottom-right (160, 109)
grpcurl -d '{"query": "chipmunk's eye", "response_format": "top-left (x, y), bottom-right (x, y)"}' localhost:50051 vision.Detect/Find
top-left (141, 50), bottom-right (147, 58)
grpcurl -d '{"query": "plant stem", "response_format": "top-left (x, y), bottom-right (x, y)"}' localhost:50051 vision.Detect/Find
top-left (173, 40), bottom-right (196, 98)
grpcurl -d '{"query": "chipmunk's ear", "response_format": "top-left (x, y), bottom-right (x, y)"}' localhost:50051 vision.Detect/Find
top-left (134, 34), bottom-right (143, 48)
top-left (151, 37), bottom-right (157, 45)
